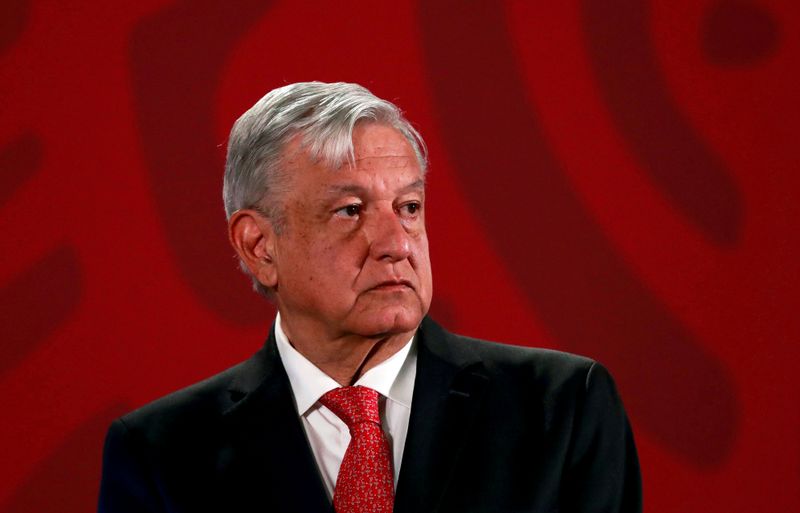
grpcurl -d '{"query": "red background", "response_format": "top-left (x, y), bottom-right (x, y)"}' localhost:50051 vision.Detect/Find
top-left (1, 0), bottom-right (798, 511)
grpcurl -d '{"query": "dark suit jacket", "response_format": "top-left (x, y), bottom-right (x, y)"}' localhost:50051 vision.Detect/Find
top-left (98, 317), bottom-right (641, 513)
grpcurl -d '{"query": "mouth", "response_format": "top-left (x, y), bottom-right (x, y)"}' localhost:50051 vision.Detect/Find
top-left (370, 279), bottom-right (414, 292)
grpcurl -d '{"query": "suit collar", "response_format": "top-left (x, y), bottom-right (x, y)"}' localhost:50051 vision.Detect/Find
top-left (219, 324), bottom-right (333, 512)
top-left (395, 317), bottom-right (491, 513)
top-left (273, 313), bottom-right (417, 414)
top-left (223, 317), bottom-right (481, 406)
top-left (222, 326), bottom-right (281, 412)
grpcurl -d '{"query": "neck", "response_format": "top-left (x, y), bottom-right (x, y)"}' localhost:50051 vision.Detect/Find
top-left (279, 316), bottom-right (413, 386)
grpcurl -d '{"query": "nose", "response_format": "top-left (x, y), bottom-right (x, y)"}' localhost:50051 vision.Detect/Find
top-left (367, 208), bottom-right (412, 262)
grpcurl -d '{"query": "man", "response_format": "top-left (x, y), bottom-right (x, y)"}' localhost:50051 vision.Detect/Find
top-left (99, 82), bottom-right (641, 513)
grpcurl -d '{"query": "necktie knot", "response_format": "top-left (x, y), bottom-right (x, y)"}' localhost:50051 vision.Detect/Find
top-left (320, 386), bottom-right (381, 428)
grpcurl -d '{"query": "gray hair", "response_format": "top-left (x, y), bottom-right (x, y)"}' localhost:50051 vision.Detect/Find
top-left (223, 81), bottom-right (428, 297)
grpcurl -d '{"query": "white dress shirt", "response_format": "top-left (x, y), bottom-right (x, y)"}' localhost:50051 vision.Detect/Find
top-left (274, 314), bottom-right (417, 499)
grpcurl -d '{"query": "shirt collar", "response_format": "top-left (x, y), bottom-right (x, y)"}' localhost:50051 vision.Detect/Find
top-left (274, 313), bottom-right (417, 416)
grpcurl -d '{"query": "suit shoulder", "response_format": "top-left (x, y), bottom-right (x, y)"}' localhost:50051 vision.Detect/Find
top-left (449, 330), bottom-right (597, 376)
top-left (422, 318), bottom-right (609, 397)
top-left (117, 351), bottom-right (263, 436)
top-left (436, 329), bottom-right (627, 429)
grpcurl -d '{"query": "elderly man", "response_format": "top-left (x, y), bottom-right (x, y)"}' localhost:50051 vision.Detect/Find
top-left (99, 82), bottom-right (641, 513)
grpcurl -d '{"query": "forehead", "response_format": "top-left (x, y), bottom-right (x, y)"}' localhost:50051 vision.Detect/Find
top-left (284, 124), bottom-right (423, 191)
top-left (351, 123), bottom-right (416, 162)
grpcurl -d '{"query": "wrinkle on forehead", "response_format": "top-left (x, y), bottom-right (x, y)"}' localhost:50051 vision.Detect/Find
top-left (350, 154), bottom-right (417, 171)
top-left (324, 178), bottom-right (425, 198)
top-left (282, 144), bottom-right (416, 173)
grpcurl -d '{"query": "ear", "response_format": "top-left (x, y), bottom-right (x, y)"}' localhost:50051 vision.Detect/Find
top-left (228, 209), bottom-right (278, 289)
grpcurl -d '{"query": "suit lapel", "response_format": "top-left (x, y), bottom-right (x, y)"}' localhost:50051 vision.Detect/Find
top-left (394, 318), bottom-right (490, 513)
top-left (217, 328), bottom-right (332, 512)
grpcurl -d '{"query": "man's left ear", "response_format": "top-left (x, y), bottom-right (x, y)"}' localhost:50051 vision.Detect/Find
top-left (227, 209), bottom-right (278, 288)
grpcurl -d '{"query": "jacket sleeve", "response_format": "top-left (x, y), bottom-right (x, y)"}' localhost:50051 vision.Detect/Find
top-left (561, 362), bottom-right (642, 513)
top-left (98, 418), bottom-right (164, 513)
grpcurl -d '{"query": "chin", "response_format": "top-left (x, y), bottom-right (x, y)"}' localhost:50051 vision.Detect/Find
top-left (352, 305), bottom-right (424, 338)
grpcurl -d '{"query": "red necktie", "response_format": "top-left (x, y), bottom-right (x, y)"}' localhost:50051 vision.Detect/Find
top-left (319, 386), bottom-right (394, 513)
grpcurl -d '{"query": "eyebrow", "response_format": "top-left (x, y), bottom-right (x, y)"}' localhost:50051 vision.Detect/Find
top-left (324, 179), bottom-right (425, 197)
top-left (399, 179), bottom-right (426, 194)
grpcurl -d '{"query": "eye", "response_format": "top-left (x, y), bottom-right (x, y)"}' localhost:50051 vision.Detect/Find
top-left (399, 202), bottom-right (421, 217)
top-left (335, 204), bottom-right (362, 218)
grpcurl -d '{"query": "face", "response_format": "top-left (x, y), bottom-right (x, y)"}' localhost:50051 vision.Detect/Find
top-left (269, 123), bottom-right (432, 340)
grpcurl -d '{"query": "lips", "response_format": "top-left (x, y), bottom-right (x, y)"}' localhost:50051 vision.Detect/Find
top-left (370, 279), bottom-right (414, 291)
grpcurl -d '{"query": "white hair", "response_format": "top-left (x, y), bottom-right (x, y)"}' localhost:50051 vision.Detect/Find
top-left (222, 81), bottom-right (428, 297)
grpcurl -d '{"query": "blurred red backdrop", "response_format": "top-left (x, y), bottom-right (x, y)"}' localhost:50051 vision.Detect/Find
top-left (1, 0), bottom-right (798, 511)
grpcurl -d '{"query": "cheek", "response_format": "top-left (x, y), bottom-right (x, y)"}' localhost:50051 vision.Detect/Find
top-left (414, 235), bottom-right (433, 281)
top-left (413, 231), bottom-right (430, 260)
top-left (313, 239), bottom-right (367, 284)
